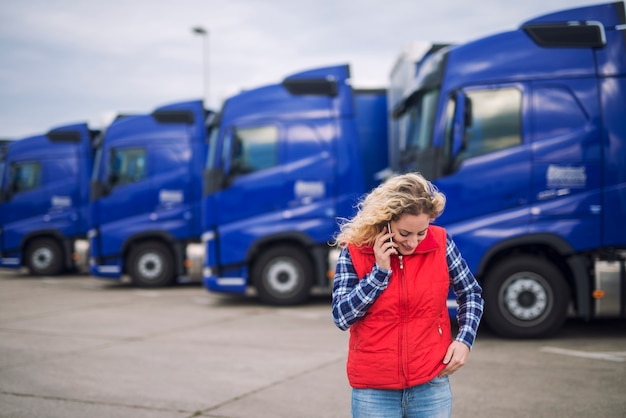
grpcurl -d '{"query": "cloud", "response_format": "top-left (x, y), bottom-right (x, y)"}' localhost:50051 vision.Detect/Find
top-left (0, 0), bottom-right (601, 138)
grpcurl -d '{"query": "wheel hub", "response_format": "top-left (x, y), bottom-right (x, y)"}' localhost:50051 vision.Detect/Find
top-left (503, 277), bottom-right (548, 321)
top-left (32, 248), bottom-right (53, 269)
top-left (518, 290), bottom-right (536, 307)
top-left (138, 254), bottom-right (162, 279)
top-left (267, 261), bottom-right (299, 293)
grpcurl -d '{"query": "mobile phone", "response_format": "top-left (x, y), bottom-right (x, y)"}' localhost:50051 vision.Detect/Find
top-left (388, 221), bottom-right (403, 267)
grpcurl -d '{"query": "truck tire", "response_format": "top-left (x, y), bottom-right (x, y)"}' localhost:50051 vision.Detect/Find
top-left (128, 241), bottom-right (175, 288)
top-left (25, 238), bottom-right (64, 276)
top-left (483, 255), bottom-right (569, 339)
top-left (252, 246), bottom-right (314, 306)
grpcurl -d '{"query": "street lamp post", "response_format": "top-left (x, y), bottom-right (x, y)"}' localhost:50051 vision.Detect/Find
top-left (191, 26), bottom-right (209, 106)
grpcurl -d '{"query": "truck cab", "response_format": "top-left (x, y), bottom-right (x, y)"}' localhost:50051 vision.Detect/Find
top-left (202, 64), bottom-right (388, 304)
top-left (0, 124), bottom-right (97, 275)
top-left (89, 100), bottom-right (213, 287)
top-left (390, 2), bottom-right (626, 337)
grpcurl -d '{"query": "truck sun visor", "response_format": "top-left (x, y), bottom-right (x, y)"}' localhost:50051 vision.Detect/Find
top-left (46, 131), bottom-right (82, 143)
top-left (152, 109), bottom-right (195, 125)
top-left (282, 78), bottom-right (338, 97)
top-left (523, 22), bottom-right (606, 48)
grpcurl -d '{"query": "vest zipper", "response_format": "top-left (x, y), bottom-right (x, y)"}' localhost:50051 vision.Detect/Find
top-left (400, 259), bottom-right (408, 386)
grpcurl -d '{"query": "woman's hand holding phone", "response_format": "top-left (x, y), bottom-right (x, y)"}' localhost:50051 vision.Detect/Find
top-left (374, 223), bottom-right (397, 271)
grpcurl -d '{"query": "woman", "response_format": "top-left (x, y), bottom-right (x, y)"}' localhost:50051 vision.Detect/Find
top-left (331, 172), bottom-right (484, 418)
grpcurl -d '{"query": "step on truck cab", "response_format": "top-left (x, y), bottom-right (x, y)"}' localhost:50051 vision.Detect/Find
top-left (389, 2), bottom-right (626, 337)
top-left (0, 123), bottom-right (98, 275)
top-left (202, 64), bottom-right (389, 305)
top-left (89, 100), bottom-right (213, 287)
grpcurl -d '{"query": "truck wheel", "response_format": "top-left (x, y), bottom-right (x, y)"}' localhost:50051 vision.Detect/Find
top-left (252, 246), bottom-right (314, 305)
top-left (25, 238), bottom-right (64, 276)
top-left (483, 255), bottom-right (569, 338)
top-left (128, 241), bottom-right (175, 288)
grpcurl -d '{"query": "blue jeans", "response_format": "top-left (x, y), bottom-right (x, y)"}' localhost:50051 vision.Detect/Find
top-left (351, 376), bottom-right (452, 418)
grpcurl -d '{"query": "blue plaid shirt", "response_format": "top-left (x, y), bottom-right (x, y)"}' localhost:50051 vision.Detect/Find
top-left (332, 232), bottom-right (484, 349)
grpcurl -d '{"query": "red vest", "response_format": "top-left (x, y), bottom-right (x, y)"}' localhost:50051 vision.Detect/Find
top-left (346, 225), bottom-right (452, 389)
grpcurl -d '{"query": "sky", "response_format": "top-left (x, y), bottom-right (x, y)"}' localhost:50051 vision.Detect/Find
top-left (0, 0), bottom-right (605, 139)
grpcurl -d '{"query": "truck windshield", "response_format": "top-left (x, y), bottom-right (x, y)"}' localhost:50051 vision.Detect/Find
top-left (404, 89), bottom-right (438, 152)
top-left (396, 88), bottom-right (440, 176)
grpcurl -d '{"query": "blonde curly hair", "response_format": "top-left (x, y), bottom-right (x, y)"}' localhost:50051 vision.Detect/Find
top-left (332, 172), bottom-right (446, 248)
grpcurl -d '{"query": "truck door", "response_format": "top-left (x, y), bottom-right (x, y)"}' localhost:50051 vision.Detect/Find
top-left (211, 124), bottom-right (284, 266)
top-left (529, 80), bottom-right (602, 250)
top-left (436, 84), bottom-right (532, 257)
top-left (1, 161), bottom-right (47, 255)
top-left (92, 146), bottom-right (154, 261)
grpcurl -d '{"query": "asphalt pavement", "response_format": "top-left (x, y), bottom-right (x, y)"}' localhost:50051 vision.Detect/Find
top-left (0, 270), bottom-right (625, 418)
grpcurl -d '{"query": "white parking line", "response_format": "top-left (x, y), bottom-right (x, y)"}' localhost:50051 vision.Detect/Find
top-left (540, 347), bottom-right (626, 363)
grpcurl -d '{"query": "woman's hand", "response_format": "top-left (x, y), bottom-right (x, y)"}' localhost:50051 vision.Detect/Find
top-left (438, 341), bottom-right (470, 377)
top-left (374, 225), bottom-right (397, 271)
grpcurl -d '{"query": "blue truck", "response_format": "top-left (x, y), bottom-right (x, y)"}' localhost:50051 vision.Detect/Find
top-left (88, 100), bottom-right (212, 287)
top-left (201, 64), bottom-right (389, 305)
top-left (0, 124), bottom-right (98, 275)
top-left (388, 1), bottom-right (626, 337)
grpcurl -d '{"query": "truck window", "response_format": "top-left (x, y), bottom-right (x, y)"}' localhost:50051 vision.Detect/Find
top-left (8, 162), bottom-right (41, 194)
top-left (110, 148), bottom-right (146, 187)
top-left (229, 125), bottom-right (278, 177)
top-left (457, 88), bottom-right (522, 162)
top-left (406, 89), bottom-right (438, 152)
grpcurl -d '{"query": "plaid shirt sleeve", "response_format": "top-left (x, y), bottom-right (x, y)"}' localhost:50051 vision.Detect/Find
top-left (331, 236), bottom-right (484, 349)
top-left (447, 233), bottom-right (484, 349)
top-left (331, 246), bottom-right (391, 331)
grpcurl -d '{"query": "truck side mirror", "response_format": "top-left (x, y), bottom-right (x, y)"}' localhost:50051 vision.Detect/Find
top-left (203, 168), bottom-right (224, 195)
top-left (107, 150), bottom-right (120, 189)
top-left (464, 95), bottom-right (473, 128)
top-left (90, 180), bottom-right (110, 200)
top-left (108, 172), bottom-right (119, 187)
top-left (9, 176), bottom-right (21, 195)
top-left (447, 92), bottom-right (473, 173)
top-left (452, 92), bottom-right (468, 156)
